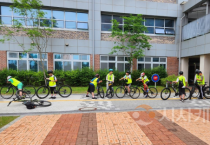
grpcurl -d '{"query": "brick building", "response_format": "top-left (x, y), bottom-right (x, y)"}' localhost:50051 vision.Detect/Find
top-left (0, 0), bottom-right (198, 77)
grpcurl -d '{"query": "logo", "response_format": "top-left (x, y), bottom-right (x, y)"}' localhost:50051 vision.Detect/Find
top-left (132, 104), bottom-right (155, 126)
top-left (151, 74), bottom-right (160, 83)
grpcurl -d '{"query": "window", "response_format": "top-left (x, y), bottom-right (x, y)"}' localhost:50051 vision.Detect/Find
top-left (0, 5), bottom-right (88, 30)
top-left (137, 57), bottom-right (167, 70)
top-left (54, 54), bottom-right (90, 70)
top-left (100, 55), bottom-right (130, 72)
top-left (7, 52), bottom-right (47, 71)
top-left (101, 14), bottom-right (175, 35)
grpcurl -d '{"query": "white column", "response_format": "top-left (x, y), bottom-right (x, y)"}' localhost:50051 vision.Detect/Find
top-left (200, 55), bottom-right (210, 85)
top-left (181, 57), bottom-right (189, 81)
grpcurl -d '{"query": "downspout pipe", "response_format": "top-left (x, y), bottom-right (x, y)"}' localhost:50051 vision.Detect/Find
top-left (92, 0), bottom-right (95, 70)
top-left (179, 14), bottom-right (185, 73)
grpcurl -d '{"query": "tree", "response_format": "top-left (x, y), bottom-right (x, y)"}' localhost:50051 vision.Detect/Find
top-left (110, 14), bottom-right (151, 72)
top-left (0, 0), bottom-right (54, 84)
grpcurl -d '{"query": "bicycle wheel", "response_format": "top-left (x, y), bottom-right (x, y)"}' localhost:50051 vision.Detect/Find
top-left (23, 85), bottom-right (36, 98)
top-left (115, 87), bottom-right (125, 98)
top-left (204, 86), bottom-right (210, 99)
top-left (191, 86), bottom-right (199, 98)
top-left (33, 99), bottom-right (51, 107)
top-left (106, 88), bottom-right (114, 98)
top-left (98, 87), bottom-right (104, 98)
top-left (160, 88), bottom-right (171, 100)
top-left (130, 87), bottom-right (140, 99)
top-left (148, 87), bottom-right (158, 98)
top-left (36, 86), bottom-right (49, 99)
top-left (183, 88), bottom-right (191, 100)
top-left (0, 86), bottom-right (14, 99)
top-left (59, 85), bottom-right (72, 98)
top-left (16, 89), bottom-right (32, 99)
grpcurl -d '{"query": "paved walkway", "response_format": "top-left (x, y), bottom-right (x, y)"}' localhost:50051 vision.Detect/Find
top-left (0, 109), bottom-right (210, 145)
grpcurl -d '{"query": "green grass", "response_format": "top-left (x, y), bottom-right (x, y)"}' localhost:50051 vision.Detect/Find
top-left (0, 116), bottom-right (19, 128)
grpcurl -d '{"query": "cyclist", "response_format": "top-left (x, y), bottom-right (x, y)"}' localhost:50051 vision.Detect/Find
top-left (196, 71), bottom-right (205, 99)
top-left (119, 71), bottom-right (132, 94)
top-left (7, 76), bottom-right (23, 99)
top-left (173, 71), bottom-right (187, 102)
top-left (136, 72), bottom-right (150, 98)
top-left (86, 74), bottom-right (102, 99)
top-left (46, 70), bottom-right (57, 99)
top-left (106, 69), bottom-right (114, 97)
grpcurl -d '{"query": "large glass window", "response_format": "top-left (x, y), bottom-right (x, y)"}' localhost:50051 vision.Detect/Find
top-left (7, 52), bottom-right (48, 71)
top-left (101, 14), bottom-right (175, 35)
top-left (54, 54), bottom-right (90, 71)
top-left (0, 5), bottom-right (88, 30)
top-left (137, 57), bottom-right (167, 70)
top-left (100, 55), bottom-right (130, 72)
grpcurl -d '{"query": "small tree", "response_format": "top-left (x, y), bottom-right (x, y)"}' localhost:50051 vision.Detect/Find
top-left (0, 0), bottom-right (54, 84)
top-left (110, 14), bottom-right (151, 71)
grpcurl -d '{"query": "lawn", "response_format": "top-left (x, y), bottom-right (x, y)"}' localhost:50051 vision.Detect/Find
top-left (0, 116), bottom-right (19, 129)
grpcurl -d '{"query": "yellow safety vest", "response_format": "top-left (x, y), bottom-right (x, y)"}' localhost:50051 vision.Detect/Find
top-left (178, 76), bottom-right (186, 87)
top-left (107, 74), bottom-right (114, 81)
top-left (91, 78), bottom-right (98, 88)
top-left (142, 76), bottom-right (149, 84)
top-left (49, 76), bottom-right (56, 87)
top-left (125, 75), bottom-right (132, 84)
top-left (10, 78), bottom-right (21, 86)
top-left (197, 75), bottom-right (205, 85)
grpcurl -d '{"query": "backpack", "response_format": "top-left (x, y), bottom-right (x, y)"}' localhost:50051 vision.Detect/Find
top-left (179, 79), bottom-right (184, 88)
top-left (23, 101), bottom-right (36, 109)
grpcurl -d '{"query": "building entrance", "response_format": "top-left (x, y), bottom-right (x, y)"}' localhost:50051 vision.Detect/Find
top-left (188, 57), bottom-right (200, 85)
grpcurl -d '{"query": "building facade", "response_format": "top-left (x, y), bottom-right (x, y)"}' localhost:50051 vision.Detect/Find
top-left (0, 0), bottom-right (186, 76)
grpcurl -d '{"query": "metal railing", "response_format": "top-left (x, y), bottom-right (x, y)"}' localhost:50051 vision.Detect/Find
top-left (182, 13), bottom-right (210, 41)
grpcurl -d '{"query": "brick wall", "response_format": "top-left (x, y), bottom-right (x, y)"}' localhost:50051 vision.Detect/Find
top-left (167, 57), bottom-right (178, 76)
top-left (48, 53), bottom-right (53, 70)
top-left (94, 54), bottom-right (100, 71)
top-left (132, 58), bottom-right (137, 71)
top-left (136, 0), bottom-right (176, 4)
top-left (0, 51), bottom-right (7, 70)
top-left (101, 33), bottom-right (175, 44)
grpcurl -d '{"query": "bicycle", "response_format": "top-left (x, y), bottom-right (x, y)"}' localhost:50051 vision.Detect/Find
top-left (0, 81), bottom-right (36, 99)
top-left (95, 83), bottom-right (104, 98)
top-left (115, 80), bottom-right (133, 98)
top-left (8, 89), bottom-right (51, 107)
top-left (160, 80), bottom-right (191, 100)
top-left (130, 81), bottom-right (158, 99)
top-left (36, 78), bottom-right (72, 99)
top-left (190, 80), bottom-right (210, 99)
top-left (106, 81), bottom-right (114, 98)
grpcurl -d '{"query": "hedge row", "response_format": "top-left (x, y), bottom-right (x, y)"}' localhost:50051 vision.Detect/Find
top-left (0, 67), bottom-right (168, 86)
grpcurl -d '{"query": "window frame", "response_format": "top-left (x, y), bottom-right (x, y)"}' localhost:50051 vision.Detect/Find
top-left (137, 57), bottom-right (167, 70)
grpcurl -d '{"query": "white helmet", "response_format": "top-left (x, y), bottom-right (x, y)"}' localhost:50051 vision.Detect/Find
top-left (7, 76), bottom-right (12, 80)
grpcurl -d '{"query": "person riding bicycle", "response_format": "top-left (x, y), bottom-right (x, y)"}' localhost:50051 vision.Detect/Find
top-left (196, 71), bottom-right (205, 99)
top-left (7, 76), bottom-right (23, 99)
top-left (119, 71), bottom-right (132, 94)
top-left (136, 72), bottom-right (150, 98)
top-left (173, 71), bottom-right (187, 102)
top-left (86, 74), bottom-right (102, 99)
top-left (46, 70), bottom-right (57, 99)
top-left (106, 69), bottom-right (114, 97)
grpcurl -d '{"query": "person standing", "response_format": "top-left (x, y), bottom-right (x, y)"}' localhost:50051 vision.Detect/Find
top-left (46, 70), bottom-right (57, 99)
top-left (196, 71), bottom-right (205, 99)
top-left (173, 71), bottom-right (187, 102)
top-left (106, 69), bottom-right (114, 97)
top-left (86, 74), bottom-right (102, 99)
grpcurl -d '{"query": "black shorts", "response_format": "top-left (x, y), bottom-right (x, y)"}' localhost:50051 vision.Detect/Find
top-left (145, 81), bottom-right (150, 86)
top-left (179, 88), bottom-right (185, 95)
top-left (88, 84), bottom-right (95, 93)
top-left (50, 87), bottom-right (56, 94)
top-left (125, 84), bottom-right (131, 87)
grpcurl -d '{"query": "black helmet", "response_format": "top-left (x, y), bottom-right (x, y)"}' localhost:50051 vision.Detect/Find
top-left (195, 69), bottom-right (200, 74)
top-left (126, 71), bottom-right (131, 74)
top-left (179, 71), bottom-right (183, 75)
top-left (95, 74), bottom-right (99, 77)
top-left (199, 71), bottom-right (202, 73)
top-left (47, 70), bottom-right (53, 74)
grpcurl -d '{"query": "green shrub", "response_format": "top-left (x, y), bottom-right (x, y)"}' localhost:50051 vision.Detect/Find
top-left (0, 67), bottom-right (168, 87)
top-left (160, 75), bottom-right (178, 86)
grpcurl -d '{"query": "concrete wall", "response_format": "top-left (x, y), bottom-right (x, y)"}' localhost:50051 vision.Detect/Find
top-left (182, 0), bottom-right (205, 13)
top-left (200, 54), bottom-right (210, 85)
top-left (180, 57), bottom-right (189, 81)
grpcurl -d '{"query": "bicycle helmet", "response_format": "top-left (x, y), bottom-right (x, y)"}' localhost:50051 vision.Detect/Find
top-left (47, 70), bottom-right (53, 74)
top-left (141, 72), bottom-right (145, 76)
top-left (195, 69), bottom-right (200, 74)
top-left (109, 69), bottom-right (113, 72)
top-left (199, 71), bottom-right (202, 74)
top-left (179, 71), bottom-right (183, 75)
top-left (7, 76), bottom-right (12, 80)
top-left (126, 71), bottom-right (131, 74)
top-left (95, 74), bottom-right (99, 77)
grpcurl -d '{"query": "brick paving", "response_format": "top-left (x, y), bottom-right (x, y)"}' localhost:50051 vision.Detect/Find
top-left (0, 109), bottom-right (210, 145)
